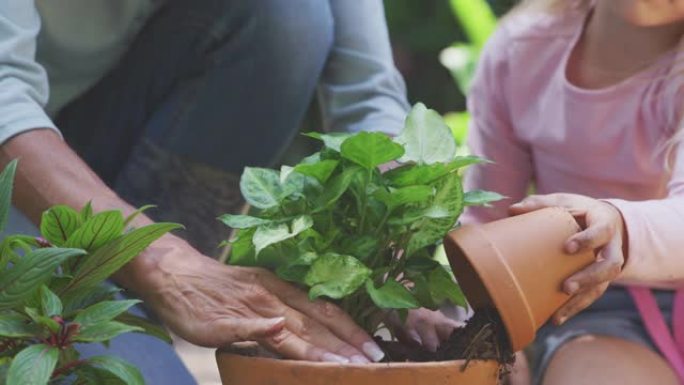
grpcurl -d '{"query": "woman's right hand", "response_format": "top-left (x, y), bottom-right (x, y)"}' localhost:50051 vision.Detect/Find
top-left (121, 236), bottom-right (385, 364)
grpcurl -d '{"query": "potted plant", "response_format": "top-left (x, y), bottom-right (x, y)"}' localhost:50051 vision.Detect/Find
top-left (0, 160), bottom-right (181, 385)
top-left (216, 103), bottom-right (512, 385)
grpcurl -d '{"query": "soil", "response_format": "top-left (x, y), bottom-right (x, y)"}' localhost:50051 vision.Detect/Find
top-left (377, 308), bottom-right (515, 370)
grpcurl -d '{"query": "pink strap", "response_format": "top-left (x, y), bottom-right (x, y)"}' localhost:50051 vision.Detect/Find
top-left (674, 290), bottom-right (684, 358)
top-left (629, 286), bottom-right (684, 382)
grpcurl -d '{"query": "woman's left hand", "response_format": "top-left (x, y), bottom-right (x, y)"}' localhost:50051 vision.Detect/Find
top-left (509, 193), bottom-right (626, 325)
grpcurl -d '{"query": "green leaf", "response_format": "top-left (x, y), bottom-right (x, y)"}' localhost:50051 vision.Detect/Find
top-left (340, 132), bottom-right (404, 169)
top-left (275, 252), bottom-right (318, 283)
top-left (304, 254), bottom-right (371, 300)
top-left (40, 286), bottom-right (62, 317)
top-left (337, 235), bottom-right (378, 260)
top-left (405, 257), bottom-right (442, 273)
top-left (40, 205), bottom-right (80, 246)
top-left (410, 274), bottom-right (438, 310)
top-left (464, 190), bottom-right (506, 207)
top-left (373, 185), bottom-right (433, 211)
top-left (294, 160), bottom-right (339, 184)
top-left (88, 355), bottom-right (144, 385)
top-left (406, 172), bottom-right (464, 256)
top-left (0, 312), bottom-right (41, 337)
top-left (239, 167), bottom-right (285, 209)
top-left (227, 228), bottom-right (257, 266)
top-left (74, 300), bottom-right (141, 327)
top-left (6, 344), bottom-right (59, 385)
top-left (365, 279), bottom-right (420, 309)
top-left (218, 214), bottom-right (272, 229)
top-left (429, 266), bottom-right (467, 308)
top-left (66, 211), bottom-right (126, 251)
top-left (303, 132), bottom-right (353, 152)
top-left (78, 367), bottom-right (128, 385)
top-left (123, 204), bottom-right (155, 227)
top-left (24, 307), bottom-right (59, 334)
top-left (0, 159), bottom-right (18, 234)
top-left (62, 223), bottom-right (182, 294)
top-left (253, 216), bottom-right (313, 255)
top-left (115, 312), bottom-right (172, 344)
top-left (450, 155), bottom-right (491, 169)
top-left (62, 284), bottom-right (120, 317)
top-left (385, 158), bottom-right (478, 187)
top-left (0, 248), bottom-right (85, 310)
top-left (313, 166), bottom-right (363, 211)
top-left (74, 321), bottom-right (143, 342)
top-left (395, 103), bottom-right (457, 165)
top-left (80, 201), bottom-right (94, 223)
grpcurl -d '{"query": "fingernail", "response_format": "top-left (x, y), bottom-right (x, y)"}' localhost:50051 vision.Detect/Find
top-left (565, 281), bottom-right (579, 295)
top-left (408, 330), bottom-right (423, 346)
top-left (268, 317), bottom-right (286, 326)
top-left (322, 353), bottom-right (350, 364)
top-left (566, 241), bottom-right (579, 254)
top-left (362, 342), bottom-right (385, 362)
top-left (350, 355), bottom-right (370, 364)
top-left (557, 316), bottom-right (567, 325)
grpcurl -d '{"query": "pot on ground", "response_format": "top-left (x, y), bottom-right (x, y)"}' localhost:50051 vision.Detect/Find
top-left (444, 207), bottom-right (595, 351)
top-left (216, 343), bottom-right (500, 385)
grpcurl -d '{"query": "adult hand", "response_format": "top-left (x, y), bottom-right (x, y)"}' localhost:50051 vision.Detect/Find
top-left (387, 308), bottom-right (464, 352)
top-left (509, 193), bottom-right (626, 325)
top-left (127, 236), bottom-right (384, 364)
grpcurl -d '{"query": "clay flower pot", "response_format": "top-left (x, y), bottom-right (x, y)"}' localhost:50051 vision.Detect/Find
top-left (444, 207), bottom-right (595, 351)
top-left (216, 343), bottom-right (500, 385)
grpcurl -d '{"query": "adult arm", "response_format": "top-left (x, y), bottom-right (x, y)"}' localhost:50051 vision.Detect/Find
top-left (317, 0), bottom-right (410, 136)
top-left (0, 4), bottom-right (382, 364)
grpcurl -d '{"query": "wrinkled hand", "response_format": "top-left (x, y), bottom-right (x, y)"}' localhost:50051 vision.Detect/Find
top-left (509, 193), bottom-right (626, 324)
top-left (387, 308), bottom-right (464, 352)
top-left (130, 238), bottom-right (384, 364)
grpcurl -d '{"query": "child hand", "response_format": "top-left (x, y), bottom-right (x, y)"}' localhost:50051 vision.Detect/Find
top-left (387, 308), bottom-right (464, 352)
top-left (509, 193), bottom-right (626, 324)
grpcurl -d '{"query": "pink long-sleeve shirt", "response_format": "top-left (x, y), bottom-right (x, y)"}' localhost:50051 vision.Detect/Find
top-left (461, 9), bottom-right (684, 289)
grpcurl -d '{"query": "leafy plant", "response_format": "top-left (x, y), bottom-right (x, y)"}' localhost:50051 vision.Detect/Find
top-left (220, 103), bottom-right (503, 334)
top-left (0, 160), bottom-right (181, 385)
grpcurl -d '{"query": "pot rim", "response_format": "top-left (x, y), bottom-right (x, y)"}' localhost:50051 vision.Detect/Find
top-left (215, 349), bottom-right (499, 369)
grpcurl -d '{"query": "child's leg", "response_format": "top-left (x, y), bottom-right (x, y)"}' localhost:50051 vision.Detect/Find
top-left (530, 286), bottom-right (676, 385)
top-left (542, 335), bottom-right (678, 385)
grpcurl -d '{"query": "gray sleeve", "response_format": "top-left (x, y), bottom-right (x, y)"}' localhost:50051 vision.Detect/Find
top-left (317, 0), bottom-right (410, 136)
top-left (0, 2), bottom-right (58, 144)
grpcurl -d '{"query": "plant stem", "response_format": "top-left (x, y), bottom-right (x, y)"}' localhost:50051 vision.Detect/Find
top-left (51, 360), bottom-right (86, 379)
top-left (357, 168), bottom-right (373, 234)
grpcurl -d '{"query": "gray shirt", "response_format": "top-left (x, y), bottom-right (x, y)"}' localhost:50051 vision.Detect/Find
top-left (0, 1), bottom-right (409, 145)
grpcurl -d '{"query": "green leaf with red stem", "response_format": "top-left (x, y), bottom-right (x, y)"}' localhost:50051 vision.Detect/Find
top-left (6, 344), bottom-right (58, 385)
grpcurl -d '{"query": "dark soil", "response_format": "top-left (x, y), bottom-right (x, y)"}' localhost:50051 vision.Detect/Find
top-left (378, 308), bottom-right (515, 370)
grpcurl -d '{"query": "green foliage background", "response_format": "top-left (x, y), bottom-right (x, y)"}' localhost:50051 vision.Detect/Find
top-left (384, 0), bottom-right (516, 113)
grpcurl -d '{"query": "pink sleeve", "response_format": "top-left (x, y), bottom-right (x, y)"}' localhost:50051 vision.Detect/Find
top-left (607, 141), bottom-right (684, 288)
top-left (461, 25), bottom-right (533, 225)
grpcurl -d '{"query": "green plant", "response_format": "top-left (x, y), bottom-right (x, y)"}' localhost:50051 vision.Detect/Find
top-left (0, 160), bottom-right (182, 385)
top-left (220, 104), bottom-right (502, 335)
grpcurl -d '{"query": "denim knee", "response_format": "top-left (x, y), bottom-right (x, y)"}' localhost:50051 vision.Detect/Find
top-left (206, 0), bottom-right (334, 71)
top-left (142, 0), bottom-right (336, 172)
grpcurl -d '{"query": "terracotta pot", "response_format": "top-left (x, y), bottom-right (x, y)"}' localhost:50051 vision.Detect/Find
top-left (444, 207), bottom-right (595, 352)
top-left (216, 344), bottom-right (500, 385)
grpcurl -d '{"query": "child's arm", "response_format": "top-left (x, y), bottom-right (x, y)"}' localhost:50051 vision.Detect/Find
top-left (603, 148), bottom-right (684, 288)
top-left (460, 23), bottom-right (533, 225)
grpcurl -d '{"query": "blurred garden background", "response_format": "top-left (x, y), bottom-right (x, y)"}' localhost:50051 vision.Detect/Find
top-left (281, 0), bottom-right (517, 165)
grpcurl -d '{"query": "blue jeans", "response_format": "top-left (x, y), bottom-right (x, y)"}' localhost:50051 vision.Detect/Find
top-left (52, 1), bottom-right (338, 384)
top-left (56, 0), bottom-right (335, 182)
